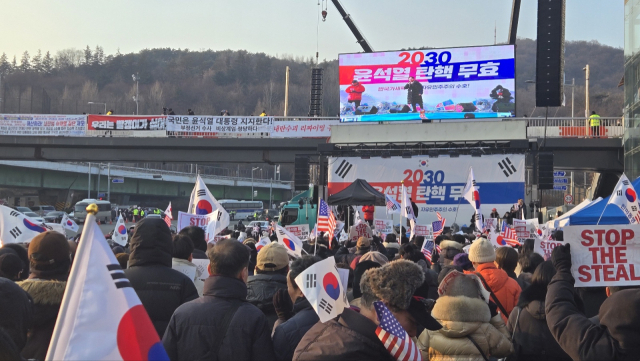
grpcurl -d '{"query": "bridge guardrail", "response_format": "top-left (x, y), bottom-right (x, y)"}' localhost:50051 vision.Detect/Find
top-left (524, 117), bottom-right (623, 138)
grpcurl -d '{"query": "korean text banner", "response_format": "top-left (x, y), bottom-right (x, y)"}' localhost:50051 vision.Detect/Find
top-left (339, 45), bottom-right (515, 122)
top-left (166, 116), bottom-right (272, 136)
top-left (88, 115), bottom-right (166, 131)
top-left (564, 225), bottom-right (640, 287)
top-left (328, 154), bottom-right (524, 225)
top-left (0, 114), bottom-right (86, 136)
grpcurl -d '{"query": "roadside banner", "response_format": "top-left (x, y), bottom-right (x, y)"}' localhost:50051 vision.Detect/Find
top-left (285, 224), bottom-right (311, 240)
top-left (374, 219), bottom-right (394, 235)
top-left (564, 224), bottom-right (640, 287)
top-left (270, 120), bottom-right (338, 138)
top-left (87, 115), bottom-right (166, 131)
top-left (0, 114), bottom-right (86, 136)
top-left (166, 115), bottom-right (272, 137)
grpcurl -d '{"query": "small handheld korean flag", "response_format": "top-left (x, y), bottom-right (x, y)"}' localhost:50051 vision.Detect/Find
top-left (386, 194), bottom-right (401, 215)
top-left (46, 210), bottom-right (169, 361)
top-left (188, 175), bottom-right (225, 216)
top-left (462, 167), bottom-right (483, 231)
top-left (205, 209), bottom-right (231, 244)
top-left (61, 213), bottom-right (79, 233)
top-left (112, 215), bottom-right (128, 246)
top-left (0, 205), bottom-right (48, 245)
top-left (275, 224), bottom-right (303, 258)
top-left (401, 184), bottom-right (415, 220)
top-left (256, 237), bottom-right (270, 252)
top-left (606, 173), bottom-right (640, 224)
top-left (295, 257), bottom-right (349, 323)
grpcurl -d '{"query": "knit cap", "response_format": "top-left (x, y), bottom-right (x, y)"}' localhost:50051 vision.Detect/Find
top-left (468, 237), bottom-right (495, 263)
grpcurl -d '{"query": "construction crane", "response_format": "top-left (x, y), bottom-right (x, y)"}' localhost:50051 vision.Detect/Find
top-left (322, 0), bottom-right (374, 53)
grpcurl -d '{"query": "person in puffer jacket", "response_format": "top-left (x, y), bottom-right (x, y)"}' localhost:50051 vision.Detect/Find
top-left (417, 270), bottom-right (513, 360)
top-left (432, 237), bottom-right (464, 274)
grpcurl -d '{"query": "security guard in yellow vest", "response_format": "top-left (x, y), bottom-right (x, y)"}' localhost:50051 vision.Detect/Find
top-left (132, 207), bottom-right (139, 222)
top-left (590, 110), bottom-right (601, 138)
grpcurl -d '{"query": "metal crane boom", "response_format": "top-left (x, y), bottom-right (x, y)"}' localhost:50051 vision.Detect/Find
top-left (330, 0), bottom-right (374, 53)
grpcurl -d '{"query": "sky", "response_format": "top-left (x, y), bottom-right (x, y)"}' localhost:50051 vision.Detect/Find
top-left (0, 0), bottom-right (624, 60)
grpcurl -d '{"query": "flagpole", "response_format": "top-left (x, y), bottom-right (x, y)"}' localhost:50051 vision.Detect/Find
top-left (45, 203), bottom-right (98, 361)
top-left (314, 196), bottom-right (321, 255)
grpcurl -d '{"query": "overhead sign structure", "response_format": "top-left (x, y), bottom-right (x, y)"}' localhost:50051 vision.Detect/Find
top-left (339, 44), bottom-right (516, 122)
top-left (111, 177), bottom-right (124, 184)
top-left (328, 154), bottom-right (525, 225)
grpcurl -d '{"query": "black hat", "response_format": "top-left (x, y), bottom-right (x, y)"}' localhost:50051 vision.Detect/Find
top-left (408, 296), bottom-right (442, 332)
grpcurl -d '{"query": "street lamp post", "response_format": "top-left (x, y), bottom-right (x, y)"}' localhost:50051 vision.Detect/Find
top-left (132, 73), bottom-right (140, 115)
top-left (87, 102), bottom-right (106, 114)
top-left (583, 65), bottom-right (590, 136)
top-left (251, 167), bottom-right (260, 201)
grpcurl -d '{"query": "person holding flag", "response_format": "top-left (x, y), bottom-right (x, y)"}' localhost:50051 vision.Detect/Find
top-left (44, 205), bottom-right (170, 361)
top-left (294, 260), bottom-right (442, 361)
top-left (463, 167), bottom-right (484, 232)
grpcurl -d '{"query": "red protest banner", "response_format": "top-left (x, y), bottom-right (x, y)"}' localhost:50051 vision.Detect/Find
top-left (565, 225), bottom-right (640, 287)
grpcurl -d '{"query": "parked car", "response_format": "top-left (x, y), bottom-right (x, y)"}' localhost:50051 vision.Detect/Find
top-left (30, 205), bottom-right (56, 217)
top-left (24, 212), bottom-right (46, 224)
top-left (16, 206), bottom-right (32, 213)
top-left (44, 211), bottom-right (68, 223)
top-left (247, 221), bottom-right (270, 233)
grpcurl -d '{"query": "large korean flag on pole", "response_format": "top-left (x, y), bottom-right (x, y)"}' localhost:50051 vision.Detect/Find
top-left (606, 173), bottom-right (640, 224)
top-left (188, 175), bottom-right (225, 216)
top-left (463, 167), bottom-right (483, 230)
top-left (401, 183), bottom-right (416, 220)
top-left (205, 209), bottom-right (231, 244)
top-left (46, 209), bottom-right (169, 361)
top-left (295, 257), bottom-right (349, 323)
top-left (0, 205), bottom-right (49, 245)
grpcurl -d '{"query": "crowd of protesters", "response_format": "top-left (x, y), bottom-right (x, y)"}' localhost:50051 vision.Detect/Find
top-left (1, 212), bottom-right (639, 361)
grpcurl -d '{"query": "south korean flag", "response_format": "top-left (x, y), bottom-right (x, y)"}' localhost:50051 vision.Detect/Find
top-left (295, 257), bottom-right (349, 323)
top-left (0, 205), bottom-right (49, 245)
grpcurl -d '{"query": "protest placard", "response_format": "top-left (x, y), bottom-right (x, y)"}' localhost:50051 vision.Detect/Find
top-left (176, 211), bottom-right (214, 232)
top-left (533, 238), bottom-right (564, 260)
top-left (374, 219), bottom-right (393, 235)
top-left (285, 224), bottom-right (311, 240)
top-left (414, 224), bottom-right (432, 237)
top-left (564, 225), bottom-right (640, 287)
top-left (349, 222), bottom-right (373, 242)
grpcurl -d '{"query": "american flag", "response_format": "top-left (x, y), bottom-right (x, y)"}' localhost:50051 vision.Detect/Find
top-left (163, 202), bottom-right (173, 228)
top-left (421, 240), bottom-right (435, 262)
top-left (317, 199), bottom-right (336, 248)
top-left (500, 222), bottom-right (521, 247)
top-left (432, 212), bottom-right (446, 238)
top-left (374, 301), bottom-right (421, 361)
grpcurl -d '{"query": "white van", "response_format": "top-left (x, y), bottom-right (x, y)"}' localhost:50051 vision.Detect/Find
top-left (73, 199), bottom-right (112, 224)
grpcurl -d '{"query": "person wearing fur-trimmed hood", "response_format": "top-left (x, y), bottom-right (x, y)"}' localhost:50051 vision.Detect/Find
top-left (417, 270), bottom-right (513, 361)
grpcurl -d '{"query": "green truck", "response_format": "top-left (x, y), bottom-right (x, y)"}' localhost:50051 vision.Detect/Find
top-left (278, 185), bottom-right (318, 230)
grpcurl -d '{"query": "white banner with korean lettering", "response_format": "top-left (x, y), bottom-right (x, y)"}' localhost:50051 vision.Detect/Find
top-left (328, 154), bottom-right (525, 226)
top-left (0, 114), bottom-right (86, 136)
top-left (270, 120), bottom-right (339, 138)
top-left (166, 115), bottom-right (273, 137)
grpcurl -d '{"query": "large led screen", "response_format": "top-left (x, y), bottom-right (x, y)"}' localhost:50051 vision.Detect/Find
top-left (339, 45), bottom-right (516, 122)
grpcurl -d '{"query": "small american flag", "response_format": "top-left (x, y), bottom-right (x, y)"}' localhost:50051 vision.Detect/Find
top-left (317, 199), bottom-right (336, 248)
top-left (163, 202), bottom-right (173, 228)
top-left (432, 212), bottom-right (446, 238)
top-left (374, 301), bottom-right (421, 361)
top-left (421, 240), bottom-right (435, 262)
top-left (500, 222), bottom-right (521, 247)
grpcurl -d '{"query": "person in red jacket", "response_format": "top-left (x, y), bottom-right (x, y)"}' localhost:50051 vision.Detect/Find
top-left (362, 204), bottom-right (374, 226)
top-left (345, 80), bottom-right (365, 110)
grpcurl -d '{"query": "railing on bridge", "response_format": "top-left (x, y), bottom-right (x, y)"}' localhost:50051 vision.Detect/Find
top-left (523, 117), bottom-right (623, 139)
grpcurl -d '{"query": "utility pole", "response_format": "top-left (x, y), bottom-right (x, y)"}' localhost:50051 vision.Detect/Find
top-left (96, 164), bottom-right (101, 199)
top-left (284, 66), bottom-right (290, 117)
top-left (87, 162), bottom-right (91, 199)
top-left (132, 73), bottom-right (140, 115)
top-left (107, 163), bottom-right (111, 202)
top-left (584, 64), bottom-right (590, 136)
